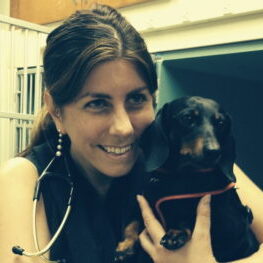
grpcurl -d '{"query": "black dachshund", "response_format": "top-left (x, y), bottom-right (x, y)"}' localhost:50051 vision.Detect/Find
top-left (115, 96), bottom-right (259, 263)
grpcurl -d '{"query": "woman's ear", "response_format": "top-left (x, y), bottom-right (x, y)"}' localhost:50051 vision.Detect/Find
top-left (44, 91), bottom-right (66, 134)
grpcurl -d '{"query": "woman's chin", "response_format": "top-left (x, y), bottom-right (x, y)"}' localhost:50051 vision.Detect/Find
top-left (101, 163), bottom-right (135, 178)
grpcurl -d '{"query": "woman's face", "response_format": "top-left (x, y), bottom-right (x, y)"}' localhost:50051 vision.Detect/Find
top-left (56, 59), bottom-right (155, 177)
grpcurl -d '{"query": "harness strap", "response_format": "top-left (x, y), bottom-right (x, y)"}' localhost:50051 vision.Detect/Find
top-left (155, 182), bottom-right (236, 227)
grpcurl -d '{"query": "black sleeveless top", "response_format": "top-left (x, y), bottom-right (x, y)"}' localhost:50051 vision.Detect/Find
top-left (26, 142), bottom-right (145, 263)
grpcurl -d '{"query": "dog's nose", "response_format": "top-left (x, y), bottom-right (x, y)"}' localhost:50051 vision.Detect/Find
top-left (203, 148), bottom-right (221, 162)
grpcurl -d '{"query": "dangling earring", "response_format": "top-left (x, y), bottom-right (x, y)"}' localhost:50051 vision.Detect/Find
top-left (56, 129), bottom-right (63, 157)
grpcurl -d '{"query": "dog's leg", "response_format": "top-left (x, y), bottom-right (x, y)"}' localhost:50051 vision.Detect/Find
top-left (114, 221), bottom-right (140, 262)
top-left (160, 228), bottom-right (191, 250)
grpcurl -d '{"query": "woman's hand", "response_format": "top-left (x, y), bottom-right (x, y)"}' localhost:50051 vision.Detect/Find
top-left (137, 194), bottom-right (217, 263)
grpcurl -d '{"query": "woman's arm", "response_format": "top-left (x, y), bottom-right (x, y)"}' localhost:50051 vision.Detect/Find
top-left (234, 164), bottom-right (263, 243)
top-left (0, 157), bottom-right (50, 263)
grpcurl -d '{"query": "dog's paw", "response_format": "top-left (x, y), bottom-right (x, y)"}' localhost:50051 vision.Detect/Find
top-left (160, 229), bottom-right (190, 250)
top-left (114, 247), bottom-right (135, 263)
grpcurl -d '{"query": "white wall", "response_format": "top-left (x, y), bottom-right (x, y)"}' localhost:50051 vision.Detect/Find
top-left (8, 0), bottom-right (263, 53)
top-left (120, 0), bottom-right (263, 31)
top-left (119, 0), bottom-right (263, 52)
top-left (0, 0), bottom-right (10, 16)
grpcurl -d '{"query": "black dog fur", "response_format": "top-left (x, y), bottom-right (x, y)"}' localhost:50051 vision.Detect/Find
top-left (115, 96), bottom-right (259, 263)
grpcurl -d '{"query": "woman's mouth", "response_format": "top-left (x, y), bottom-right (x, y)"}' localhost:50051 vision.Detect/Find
top-left (98, 144), bottom-right (133, 155)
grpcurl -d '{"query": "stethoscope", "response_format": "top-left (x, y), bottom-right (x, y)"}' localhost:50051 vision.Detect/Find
top-left (12, 155), bottom-right (74, 263)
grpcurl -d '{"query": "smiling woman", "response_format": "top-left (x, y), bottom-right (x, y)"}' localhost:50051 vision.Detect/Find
top-left (45, 59), bottom-right (155, 180)
top-left (0, 4), bottom-right (157, 263)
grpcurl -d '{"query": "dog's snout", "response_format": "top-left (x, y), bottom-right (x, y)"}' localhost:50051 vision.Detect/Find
top-left (203, 147), bottom-right (221, 162)
top-left (202, 126), bottom-right (221, 162)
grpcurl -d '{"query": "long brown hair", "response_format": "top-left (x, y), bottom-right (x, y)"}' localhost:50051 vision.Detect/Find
top-left (21, 4), bottom-right (157, 156)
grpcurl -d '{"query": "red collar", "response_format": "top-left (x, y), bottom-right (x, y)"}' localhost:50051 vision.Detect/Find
top-left (155, 182), bottom-right (236, 227)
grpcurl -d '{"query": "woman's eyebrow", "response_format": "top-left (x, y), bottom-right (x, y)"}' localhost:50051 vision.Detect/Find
top-left (77, 92), bottom-right (111, 100)
top-left (76, 86), bottom-right (148, 101)
top-left (127, 87), bottom-right (149, 96)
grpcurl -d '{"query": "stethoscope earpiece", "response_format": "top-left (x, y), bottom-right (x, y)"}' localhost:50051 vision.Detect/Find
top-left (12, 245), bottom-right (24, 255)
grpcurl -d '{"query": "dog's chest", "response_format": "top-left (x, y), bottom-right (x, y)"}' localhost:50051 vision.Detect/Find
top-left (143, 169), bottom-right (229, 203)
top-left (143, 169), bottom-right (233, 227)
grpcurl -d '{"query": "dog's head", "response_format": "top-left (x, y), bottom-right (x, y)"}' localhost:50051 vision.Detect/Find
top-left (140, 96), bottom-right (236, 182)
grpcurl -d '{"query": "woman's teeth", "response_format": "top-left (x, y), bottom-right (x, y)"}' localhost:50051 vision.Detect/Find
top-left (101, 145), bottom-right (132, 155)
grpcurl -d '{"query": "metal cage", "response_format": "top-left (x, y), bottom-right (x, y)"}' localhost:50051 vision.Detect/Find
top-left (0, 15), bottom-right (49, 164)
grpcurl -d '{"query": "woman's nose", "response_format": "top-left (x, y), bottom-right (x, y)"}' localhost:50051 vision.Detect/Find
top-left (109, 108), bottom-right (134, 137)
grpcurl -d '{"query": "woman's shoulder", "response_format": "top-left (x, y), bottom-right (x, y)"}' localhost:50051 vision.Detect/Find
top-left (0, 157), bottom-right (38, 184)
top-left (0, 141), bottom-right (54, 179)
top-left (0, 156), bottom-right (38, 174)
top-left (0, 157), bottom-right (51, 263)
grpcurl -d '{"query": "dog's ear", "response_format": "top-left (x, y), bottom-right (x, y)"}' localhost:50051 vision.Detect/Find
top-left (219, 132), bottom-right (236, 182)
top-left (140, 104), bottom-right (170, 172)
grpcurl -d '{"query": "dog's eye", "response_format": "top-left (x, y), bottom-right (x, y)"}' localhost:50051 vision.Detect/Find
top-left (214, 117), bottom-right (226, 129)
top-left (184, 115), bottom-right (193, 121)
top-left (181, 114), bottom-right (195, 126)
top-left (215, 118), bottom-right (224, 124)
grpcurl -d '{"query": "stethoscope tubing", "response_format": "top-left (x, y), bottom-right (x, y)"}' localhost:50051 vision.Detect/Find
top-left (12, 156), bottom-right (74, 263)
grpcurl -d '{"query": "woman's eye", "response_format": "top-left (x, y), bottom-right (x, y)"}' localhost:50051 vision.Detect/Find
top-left (84, 99), bottom-right (109, 111)
top-left (127, 93), bottom-right (147, 107)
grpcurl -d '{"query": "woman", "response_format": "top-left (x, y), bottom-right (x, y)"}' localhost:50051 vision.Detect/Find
top-left (0, 4), bottom-right (262, 263)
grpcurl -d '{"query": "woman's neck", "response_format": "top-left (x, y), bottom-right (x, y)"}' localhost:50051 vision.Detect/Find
top-left (85, 167), bottom-right (113, 197)
top-left (70, 152), bottom-right (113, 198)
